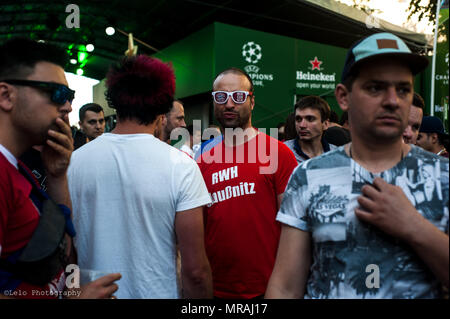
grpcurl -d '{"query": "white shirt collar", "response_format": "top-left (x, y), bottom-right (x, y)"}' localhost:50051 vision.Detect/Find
top-left (0, 144), bottom-right (18, 169)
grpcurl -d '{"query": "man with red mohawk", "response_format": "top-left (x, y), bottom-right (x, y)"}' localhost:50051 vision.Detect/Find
top-left (68, 55), bottom-right (213, 299)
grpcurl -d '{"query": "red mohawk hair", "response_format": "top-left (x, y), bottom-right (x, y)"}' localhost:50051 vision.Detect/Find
top-left (105, 55), bottom-right (176, 125)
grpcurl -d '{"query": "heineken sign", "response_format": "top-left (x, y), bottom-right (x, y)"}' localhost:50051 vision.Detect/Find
top-left (296, 56), bottom-right (337, 91)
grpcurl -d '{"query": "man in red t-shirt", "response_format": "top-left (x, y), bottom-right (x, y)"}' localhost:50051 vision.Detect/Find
top-left (197, 68), bottom-right (297, 298)
top-left (0, 38), bottom-right (120, 299)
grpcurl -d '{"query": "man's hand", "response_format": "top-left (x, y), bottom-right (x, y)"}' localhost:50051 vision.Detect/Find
top-left (355, 177), bottom-right (424, 241)
top-left (67, 273), bottom-right (121, 299)
top-left (356, 177), bottom-right (449, 287)
top-left (41, 117), bottom-right (74, 178)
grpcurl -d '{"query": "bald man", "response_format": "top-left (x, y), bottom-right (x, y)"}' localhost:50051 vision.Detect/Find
top-left (160, 100), bottom-right (186, 144)
top-left (402, 92), bottom-right (424, 145)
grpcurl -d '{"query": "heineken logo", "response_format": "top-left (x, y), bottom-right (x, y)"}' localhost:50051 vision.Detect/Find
top-left (296, 71), bottom-right (335, 82)
top-left (310, 56), bottom-right (323, 71)
top-left (296, 57), bottom-right (336, 91)
top-left (242, 41), bottom-right (262, 64)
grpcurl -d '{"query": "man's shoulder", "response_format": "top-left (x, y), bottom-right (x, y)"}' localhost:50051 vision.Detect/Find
top-left (302, 145), bottom-right (348, 170)
top-left (410, 144), bottom-right (449, 162)
top-left (408, 145), bottom-right (449, 178)
top-left (283, 138), bottom-right (296, 149)
top-left (0, 152), bottom-right (17, 181)
top-left (259, 133), bottom-right (296, 157)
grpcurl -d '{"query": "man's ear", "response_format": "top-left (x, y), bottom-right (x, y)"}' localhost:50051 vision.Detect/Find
top-left (250, 94), bottom-right (255, 111)
top-left (322, 119), bottom-right (330, 131)
top-left (431, 133), bottom-right (438, 144)
top-left (0, 82), bottom-right (15, 112)
top-left (335, 84), bottom-right (350, 112)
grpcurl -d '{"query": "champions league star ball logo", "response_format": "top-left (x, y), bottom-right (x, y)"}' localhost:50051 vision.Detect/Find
top-left (242, 41), bottom-right (262, 64)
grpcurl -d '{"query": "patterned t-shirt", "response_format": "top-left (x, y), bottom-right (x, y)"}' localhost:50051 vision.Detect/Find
top-left (277, 145), bottom-right (449, 299)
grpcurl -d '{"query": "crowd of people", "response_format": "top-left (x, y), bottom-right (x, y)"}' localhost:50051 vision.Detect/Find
top-left (0, 31), bottom-right (448, 299)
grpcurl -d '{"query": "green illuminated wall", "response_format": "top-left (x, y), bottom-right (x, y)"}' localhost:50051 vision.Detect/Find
top-left (154, 24), bottom-right (215, 99)
top-left (154, 22), bottom-right (431, 130)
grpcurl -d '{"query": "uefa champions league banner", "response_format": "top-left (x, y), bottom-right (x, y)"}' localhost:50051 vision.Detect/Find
top-left (433, 0), bottom-right (449, 131)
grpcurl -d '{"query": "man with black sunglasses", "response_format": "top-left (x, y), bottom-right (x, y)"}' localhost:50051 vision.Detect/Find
top-left (0, 38), bottom-right (120, 299)
top-left (196, 67), bottom-right (297, 299)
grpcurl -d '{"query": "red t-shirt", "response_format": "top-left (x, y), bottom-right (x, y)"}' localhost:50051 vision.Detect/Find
top-left (198, 132), bottom-right (297, 298)
top-left (0, 152), bottom-right (65, 299)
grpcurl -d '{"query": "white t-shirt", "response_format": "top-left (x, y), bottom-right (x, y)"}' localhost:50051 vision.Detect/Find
top-left (68, 133), bottom-right (211, 298)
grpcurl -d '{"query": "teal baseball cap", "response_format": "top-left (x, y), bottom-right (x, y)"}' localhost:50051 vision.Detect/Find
top-left (341, 32), bottom-right (429, 81)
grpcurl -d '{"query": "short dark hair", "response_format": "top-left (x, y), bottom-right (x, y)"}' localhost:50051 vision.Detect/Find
top-left (167, 99), bottom-right (184, 115)
top-left (412, 92), bottom-right (425, 109)
top-left (105, 55), bottom-right (175, 125)
top-left (0, 37), bottom-right (67, 80)
top-left (340, 111), bottom-right (349, 126)
top-left (186, 124), bottom-right (193, 136)
top-left (79, 103), bottom-right (104, 122)
top-left (294, 96), bottom-right (330, 122)
top-left (213, 67), bottom-right (254, 92)
top-left (284, 112), bottom-right (297, 140)
top-left (329, 110), bottom-right (339, 123)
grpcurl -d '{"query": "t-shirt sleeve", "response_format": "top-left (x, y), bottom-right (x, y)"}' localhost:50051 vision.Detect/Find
top-left (0, 171), bottom-right (11, 257)
top-left (274, 141), bottom-right (298, 195)
top-left (276, 163), bottom-right (310, 232)
top-left (175, 158), bottom-right (212, 212)
top-left (441, 160), bottom-right (449, 234)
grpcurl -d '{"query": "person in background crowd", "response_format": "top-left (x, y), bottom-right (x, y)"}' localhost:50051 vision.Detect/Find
top-left (73, 103), bottom-right (105, 150)
top-left (266, 32), bottom-right (448, 299)
top-left (176, 124), bottom-right (194, 158)
top-left (193, 124), bottom-right (222, 160)
top-left (402, 92), bottom-right (424, 145)
top-left (159, 99), bottom-right (186, 144)
top-left (277, 122), bottom-right (286, 141)
top-left (340, 110), bottom-right (350, 130)
top-left (283, 112), bottom-right (297, 141)
top-left (284, 96), bottom-right (337, 164)
top-left (197, 67), bottom-right (297, 299)
top-left (68, 55), bottom-right (212, 299)
top-left (324, 110), bottom-right (351, 146)
top-left (416, 116), bottom-right (449, 158)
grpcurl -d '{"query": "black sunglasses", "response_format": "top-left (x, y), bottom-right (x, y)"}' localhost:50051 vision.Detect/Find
top-left (2, 79), bottom-right (75, 105)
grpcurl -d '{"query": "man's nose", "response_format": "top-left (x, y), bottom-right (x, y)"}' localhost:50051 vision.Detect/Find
top-left (403, 126), bottom-right (412, 139)
top-left (383, 87), bottom-right (400, 109)
top-left (60, 101), bottom-right (72, 121)
top-left (224, 96), bottom-right (236, 108)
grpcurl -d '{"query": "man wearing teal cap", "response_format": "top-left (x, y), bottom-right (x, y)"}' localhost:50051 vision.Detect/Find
top-left (266, 33), bottom-right (449, 299)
